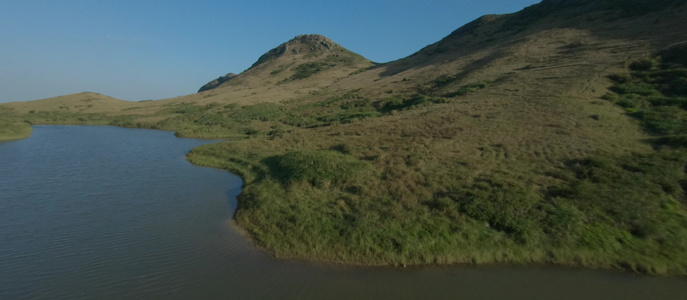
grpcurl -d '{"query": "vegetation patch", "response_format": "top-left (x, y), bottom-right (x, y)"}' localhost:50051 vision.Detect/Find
top-left (266, 150), bottom-right (370, 187)
top-left (284, 50), bottom-right (365, 82)
top-left (0, 119), bottom-right (32, 141)
top-left (443, 82), bottom-right (488, 97)
top-left (230, 103), bottom-right (286, 122)
top-left (603, 47), bottom-right (687, 145)
top-left (270, 62), bottom-right (295, 75)
top-left (290, 62), bottom-right (326, 80)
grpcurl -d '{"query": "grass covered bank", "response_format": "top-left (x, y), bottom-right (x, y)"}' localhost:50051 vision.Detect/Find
top-left (0, 120), bottom-right (32, 141)
top-left (185, 49), bottom-right (687, 275)
top-left (187, 143), bottom-right (687, 273)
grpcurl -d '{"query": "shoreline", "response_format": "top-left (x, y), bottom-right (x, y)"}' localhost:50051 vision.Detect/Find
top-left (8, 124), bottom-right (687, 276)
top-left (0, 122), bottom-right (32, 142)
top-left (184, 142), bottom-right (687, 276)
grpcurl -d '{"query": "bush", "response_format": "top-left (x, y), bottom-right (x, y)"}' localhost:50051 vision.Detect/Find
top-left (659, 42), bottom-right (687, 66)
top-left (450, 182), bottom-right (543, 244)
top-left (605, 53), bottom-right (687, 142)
top-left (629, 59), bottom-right (656, 71)
top-left (635, 106), bottom-right (687, 135)
top-left (609, 81), bottom-right (659, 96)
top-left (374, 94), bottom-right (449, 112)
top-left (231, 103), bottom-right (285, 121)
top-left (290, 62), bottom-right (325, 80)
top-left (266, 150), bottom-right (370, 187)
top-left (443, 82), bottom-right (488, 97)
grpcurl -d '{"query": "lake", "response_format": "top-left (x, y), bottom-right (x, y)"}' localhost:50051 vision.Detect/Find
top-left (1, 125), bottom-right (686, 299)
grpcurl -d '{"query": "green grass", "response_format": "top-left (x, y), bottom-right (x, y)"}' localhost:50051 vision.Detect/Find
top-left (185, 133), bottom-right (687, 273)
top-left (186, 133), bottom-right (687, 272)
top-left (21, 111), bottom-right (113, 126)
top-left (283, 49), bottom-right (366, 82)
top-left (443, 82), bottom-right (488, 97)
top-left (604, 51), bottom-right (687, 141)
top-left (290, 62), bottom-right (326, 80)
top-left (178, 52), bottom-right (687, 274)
top-left (266, 150), bottom-right (371, 187)
top-left (0, 119), bottom-right (32, 141)
top-left (107, 50), bottom-right (687, 273)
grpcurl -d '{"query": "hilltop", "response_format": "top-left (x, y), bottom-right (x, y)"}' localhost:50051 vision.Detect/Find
top-left (193, 34), bottom-right (373, 105)
top-left (2, 0), bottom-right (687, 274)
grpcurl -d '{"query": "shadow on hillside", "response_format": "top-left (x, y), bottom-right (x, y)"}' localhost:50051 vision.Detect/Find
top-left (371, 0), bottom-right (687, 79)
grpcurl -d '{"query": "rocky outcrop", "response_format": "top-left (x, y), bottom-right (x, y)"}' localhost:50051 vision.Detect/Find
top-left (198, 73), bottom-right (237, 93)
top-left (249, 34), bottom-right (340, 70)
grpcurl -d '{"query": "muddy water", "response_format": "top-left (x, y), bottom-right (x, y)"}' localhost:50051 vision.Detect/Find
top-left (1, 125), bottom-right (685, 300)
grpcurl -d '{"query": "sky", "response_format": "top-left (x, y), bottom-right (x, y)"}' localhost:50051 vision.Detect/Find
top-left (0, 0), bottom-right (541, 103)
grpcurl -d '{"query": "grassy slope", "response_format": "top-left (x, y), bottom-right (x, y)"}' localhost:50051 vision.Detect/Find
top-left (1, 1), bottom-right (687, 274)
top-left (0, 119), bottom-right (31, 141)
top-left (185, 3), bottom-right (687, 274)
top-left (185, 50), bottom-right (687, 273)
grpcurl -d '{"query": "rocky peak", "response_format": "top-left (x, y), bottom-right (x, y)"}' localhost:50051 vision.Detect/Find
top-left (249, 34), bottom-right (340, 69)
top-left (290, 34), bottom-right (338, 51)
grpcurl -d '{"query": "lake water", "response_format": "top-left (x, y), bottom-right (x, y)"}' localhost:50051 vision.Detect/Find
top-left (1, 125), bottom-right (686, 299)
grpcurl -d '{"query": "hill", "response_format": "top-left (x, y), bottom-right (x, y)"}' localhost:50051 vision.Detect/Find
top-left (192, 34), bottom-right (374, 105)
top-left (2, 0), bottom-right (687, 274)
top-left (1, 92), bottom-right (136, 114)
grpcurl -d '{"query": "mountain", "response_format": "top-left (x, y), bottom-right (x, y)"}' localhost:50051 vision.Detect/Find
top-left (3, 0), bottom-right (687, 273)
top-left (196, 34), bottom-right (373, 93)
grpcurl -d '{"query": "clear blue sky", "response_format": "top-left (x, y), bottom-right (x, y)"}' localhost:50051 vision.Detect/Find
top-left (0, 0), bottom-right (541, 103)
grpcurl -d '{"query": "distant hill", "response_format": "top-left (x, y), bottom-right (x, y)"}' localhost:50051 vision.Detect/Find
top-left (1, 92), bottom-right (136, 114)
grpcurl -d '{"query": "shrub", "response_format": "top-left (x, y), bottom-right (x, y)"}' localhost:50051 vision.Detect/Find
top-left (231, 103), bottom-right (285, 121)
top-left (290, 62), bottom-right (325, 80)
top-left (629, 59), bottom-right (656, 71)
top-left (609, 81), bottom-right (659, 96)
top-left (374, 94), bottom-right (449, 112)
top-left (266, 150), bottom-right (370, 187)
top-left (636, 106), bottom-right (687, 135)
top-left (443, 82), bottom-right (488, 97)
top-left (450, 182), bottom-right (543, 244)
top-left (659, 42), bottom-right (687, 66)
top-left (608, 74), bottom-right (630, 83)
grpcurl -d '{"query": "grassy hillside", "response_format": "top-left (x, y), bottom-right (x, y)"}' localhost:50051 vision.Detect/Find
top-left (185, 48), bottom-right (687, 273)
top-left (1, 0), bottom-right (687, 274)
top-left (184, 2), bottom-right (687, 274)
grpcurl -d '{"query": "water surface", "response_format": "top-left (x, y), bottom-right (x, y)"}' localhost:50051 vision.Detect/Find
top-left (1, 125), bottom-right (686, 299)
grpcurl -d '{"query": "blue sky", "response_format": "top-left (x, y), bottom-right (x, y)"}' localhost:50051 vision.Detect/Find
top-left (0, 0), bottom-right (541, 103)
